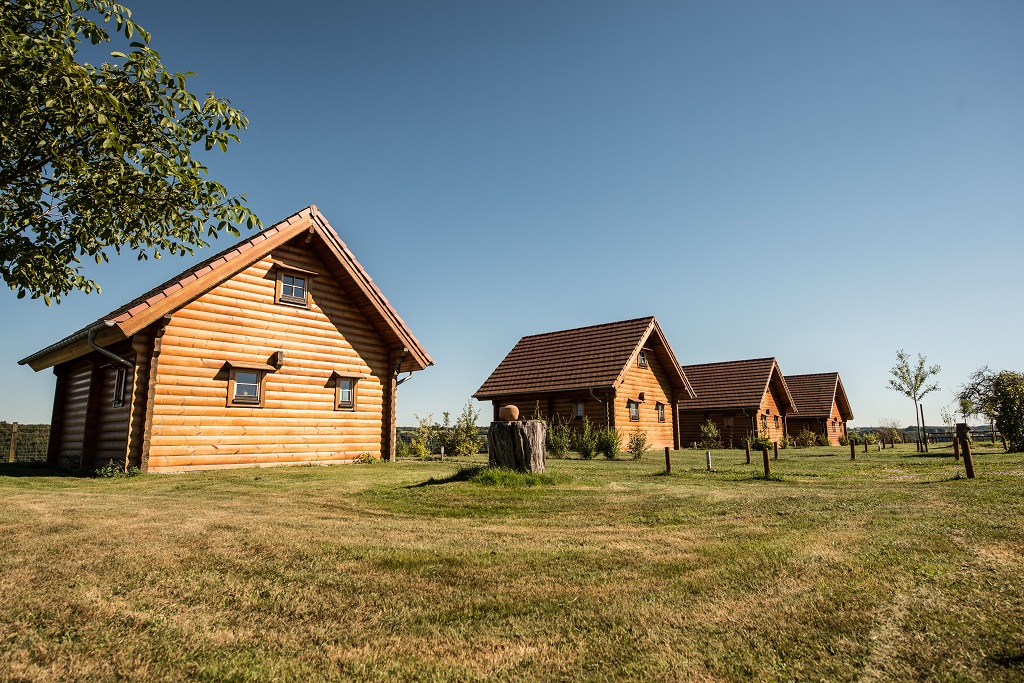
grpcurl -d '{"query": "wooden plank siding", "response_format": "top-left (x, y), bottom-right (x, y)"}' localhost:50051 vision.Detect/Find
top-left (146, 240), bottom-right (389, 472)
top-left (487, 391), bottom-right (614, 427)
top-left (614, 351), bottom-right (675, 449)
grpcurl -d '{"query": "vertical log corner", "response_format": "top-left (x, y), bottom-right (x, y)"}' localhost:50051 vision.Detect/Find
top-left (487, 420), bottom-right (546, 473)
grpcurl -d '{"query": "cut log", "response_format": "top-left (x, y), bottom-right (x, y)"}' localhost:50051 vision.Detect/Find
top-left (488, 420), bottom-right (546, 473)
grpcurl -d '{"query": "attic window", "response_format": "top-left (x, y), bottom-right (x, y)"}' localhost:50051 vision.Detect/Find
top-left (628, 400), bottom-right (640, 421)
top-left (638, 351), bottom-right (648, 368)
top-left (273, 262), bottom-right (317, 308)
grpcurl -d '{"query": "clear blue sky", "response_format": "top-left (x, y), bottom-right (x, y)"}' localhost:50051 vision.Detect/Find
top-left (4, 0), bottom-right (1023, 429)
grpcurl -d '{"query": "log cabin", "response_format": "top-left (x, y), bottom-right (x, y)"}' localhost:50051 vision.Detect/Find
top-left (19, 206), bottom-right (433, 472)
top-left (473, 317), bottom-right (694, 449)
top-left (784, 372), bottom-right (854, 446)
top-left (677, 358), bottom-right (796, 447)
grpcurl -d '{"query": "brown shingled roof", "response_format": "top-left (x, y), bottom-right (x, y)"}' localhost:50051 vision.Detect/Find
top-left (786, 372), bottom-right (854, 420)
top-left (473, 317), bottom-right (693, 399)
top-left (678, 357), bottom-right (795, 413)
top-left (20, 206), bottom-right (433, 373)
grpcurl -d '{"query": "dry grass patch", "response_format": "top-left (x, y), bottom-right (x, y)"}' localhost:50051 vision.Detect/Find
top-left (1, 445), bottom-right (1023, 681)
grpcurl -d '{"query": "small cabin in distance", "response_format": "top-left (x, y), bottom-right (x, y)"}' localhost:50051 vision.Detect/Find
top-left (19, 206), bottom-right (433, 472)
top-left (677, 357), bottom-right (796, 447)
top-left (473, 317), bottom-right (694, 450)
top-left (784, 372), bottom-right (854, 446)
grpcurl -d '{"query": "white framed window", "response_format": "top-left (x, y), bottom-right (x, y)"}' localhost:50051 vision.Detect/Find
top-left (628, 400), bottom-right (640, 421)
top-left (638, 351), bottom-right (648, 368)
top-left (656, 402), bottom-right (665, 422)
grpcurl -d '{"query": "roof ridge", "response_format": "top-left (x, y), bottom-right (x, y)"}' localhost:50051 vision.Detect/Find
top-left (518, 316), bottom-right (655, 340)
top-left (681, 356), bottom-right (776, 369)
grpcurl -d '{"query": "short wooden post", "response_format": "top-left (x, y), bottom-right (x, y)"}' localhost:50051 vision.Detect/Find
top-left (762, 447), bottom-right (771, 478)
top-left (916, 440), bottom-right (921, 452)
top-left (877, 442), bottom-right (881, 452)
top-left (953, 437), bottom-right (960, 461)
top-left (705, 450), bottom-right (712, 471)
top-left (864, 440), bottom-right (868, 453)
top-left (7, 422), bottom-right (16, 463)
top-left (664, 446), bottom-right (672, 474)
top-left (850, 440), bottom-right (855, 460)
top-left (745, 440), bottom-right (751, 464)
top-left (773, 441), bottom-right (778, 460)
top-left (956, 423), bottom-right (975, 479)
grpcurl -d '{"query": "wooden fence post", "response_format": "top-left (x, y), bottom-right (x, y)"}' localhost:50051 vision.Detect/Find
top-left (7, 422), bottom-right (16, 463)
top-left (664, 446), bottom-right (672, 475)
top-left (773, 441), bottom-right (778, 460)
top-left (956, 423), bottom-right (975, 479)
top-left (745, 440), bottom-right (751, 464)
top-left (864, 440), bottom-right (868, 453)
top-left (850, 440), bottom-right (855, 460)
top-left (762, 447), bottom-right (771, 478)
top-left (953, 437), bottom-right (960, 461)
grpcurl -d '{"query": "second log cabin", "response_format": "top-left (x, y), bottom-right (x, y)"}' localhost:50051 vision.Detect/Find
top-left (473, 316), bottom-right (694, 450)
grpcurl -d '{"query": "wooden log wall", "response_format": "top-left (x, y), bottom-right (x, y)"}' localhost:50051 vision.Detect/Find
top-left (146, 241), bottom-right (391, 472)
top-left (56, 359), bottom-right (92, 467)
top-left (613, 351), bottom-right (675, 449)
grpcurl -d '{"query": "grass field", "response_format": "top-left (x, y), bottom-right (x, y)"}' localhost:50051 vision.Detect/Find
top-left (2, 443), bottom-right (1022, 682)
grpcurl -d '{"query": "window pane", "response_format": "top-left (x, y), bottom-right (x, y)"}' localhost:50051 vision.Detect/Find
top-left (339, 379), bottom-right (352, 403)
top-left (282, 274), bottom-right (306, 299)
top-left (235, 371), bottom-right (259, 398)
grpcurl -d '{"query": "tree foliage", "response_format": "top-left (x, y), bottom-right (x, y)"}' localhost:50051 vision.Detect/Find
top-left (0, 0), bottom-right (259, 302)
top-left (958, 367), bottom-right (1024, 452)
top-left (886, 349), bottom-right (940, 443)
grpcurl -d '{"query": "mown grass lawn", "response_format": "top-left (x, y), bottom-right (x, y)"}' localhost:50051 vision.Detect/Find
top-left (1, 443), bottom-right (1022, 682)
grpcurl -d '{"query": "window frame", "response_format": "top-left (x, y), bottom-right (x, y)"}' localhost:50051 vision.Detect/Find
top-left (638, 350), bottom-right (648, 368)
top-left (656, 402), bottom-right (665, 423)
top-left (112, 365), bottom-right (127, 408)
top-left (335, 375), bottom-right (358, 411)
top-left (628, 400), bottom-right (640, 422)
top-left (228, 367), bottom-right (267, 408)
top-left (273, 262), bottom-right (318, 308)
top-left (574, 402), bottom-right (584, 421)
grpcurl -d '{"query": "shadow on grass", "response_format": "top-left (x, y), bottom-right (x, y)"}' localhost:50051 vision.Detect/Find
top-left (408, 466), bottom-right (487, 488)
top-left (990, 651), bottom-right (1024, 668)
top-left (0, 463), bottom-right (93, 478)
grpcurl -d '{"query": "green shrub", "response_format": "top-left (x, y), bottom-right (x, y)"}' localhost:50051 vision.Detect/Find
top-left (815, 432), bottom-right (831, 447)
top-left (596, 427), bottom-right (622, 459)
top-left (750, 429), bottom-right (772, 451)
top-left (626, 428), bottom-right (649, 460)
top-left (435, 400), bottom-right (483, 458)
top-left (95, 462), bottom-right (140, 478)
top-left (793, 430), bottom-right (816, 448)
top-left (699, 420), bottom-right (721, 450)
top-left (574, 417), bottom-right (598, 459)
top-left (993, 371), bottom-right (1024, 452)
top-left (546, 417), bottom-right (572, 459)
top-left (838, 434), bottom-right (850, 446)
top-left (780, 435), bottom-right (791, 449)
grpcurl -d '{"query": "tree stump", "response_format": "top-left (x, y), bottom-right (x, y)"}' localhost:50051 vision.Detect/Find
top-left (488, 420), bottom-right (546, 473)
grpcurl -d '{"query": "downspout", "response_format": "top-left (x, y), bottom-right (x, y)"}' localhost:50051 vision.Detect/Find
top-left (588, 388), bottom-right (607, 425)
top-left (87, 321), bottom-right (133, 368)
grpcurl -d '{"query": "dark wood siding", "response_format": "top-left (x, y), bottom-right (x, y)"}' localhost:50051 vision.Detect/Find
top-left (57, 359), bottom-right (92, 466)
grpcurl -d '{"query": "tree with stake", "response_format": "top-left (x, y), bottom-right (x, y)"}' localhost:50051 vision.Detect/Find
top-left (887, 350), bottom-right (940, 450)
top-left (1, 0), bottom-right (259, 303)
